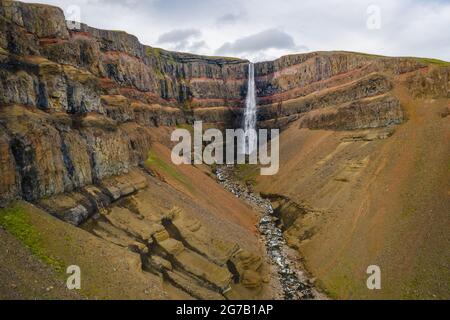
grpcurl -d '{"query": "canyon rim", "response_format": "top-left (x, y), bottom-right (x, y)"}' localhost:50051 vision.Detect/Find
top-left (0, 0), bottom-right (449, 302)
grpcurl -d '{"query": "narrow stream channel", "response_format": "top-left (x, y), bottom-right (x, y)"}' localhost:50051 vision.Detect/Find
top-left (215, 166), bottom-right (318, 300)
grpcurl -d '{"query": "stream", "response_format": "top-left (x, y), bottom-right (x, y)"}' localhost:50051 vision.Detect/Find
top-left (215, 166), bottom-right (318, 300)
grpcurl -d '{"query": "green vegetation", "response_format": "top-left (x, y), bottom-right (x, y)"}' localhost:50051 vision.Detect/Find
top-left (0, 204), bottom-right (64, 272)
top-left (145, 151), bottom-right (194, 192)
top-left (153, 47), bottom-right (161, 60)
top-left (145, 47), bottom-right (153, 58)
top-left (203, 55), bottom-right (244, 62)
top-left (415, 57), bottom-right (450, 67)
top-left (180, 100), bottom-right (192, 112)
top-left (176, 123), bottom-right (194, 136)
top-left (342, 51), bottom-right (450, 66)
top-left (344, 51), bottom-right (387, 59)
top-left (233, 163), bottom-right (260, 186)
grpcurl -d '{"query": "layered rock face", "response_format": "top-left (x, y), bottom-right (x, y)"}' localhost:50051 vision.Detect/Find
top-left (254, 53), bottom-right (449, 129)
top-left (1, 0), bottom-right (449, 301)
top-left (35, 169), bottom-right (268, 299)
top-left (1, 0), bottom-right (449, 209)
top-left (0, 0), bottom-right (249, 205)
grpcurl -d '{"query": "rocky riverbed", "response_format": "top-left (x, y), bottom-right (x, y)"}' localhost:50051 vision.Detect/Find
top-left (215, 166), bottom-right (320, 300)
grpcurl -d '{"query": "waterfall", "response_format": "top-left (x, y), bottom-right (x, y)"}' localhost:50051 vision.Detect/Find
top-left (244, 62), bottom-right (257, 155)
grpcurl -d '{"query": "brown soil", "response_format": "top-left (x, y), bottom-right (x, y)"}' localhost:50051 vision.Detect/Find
top-left (0, 227), bottom-right (81, 300)
top-left (255, 84), bottom-right (450, 299)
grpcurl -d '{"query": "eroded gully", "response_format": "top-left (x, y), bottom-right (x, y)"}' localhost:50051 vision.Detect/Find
top-left (215, 166), bottom-right (325, 300)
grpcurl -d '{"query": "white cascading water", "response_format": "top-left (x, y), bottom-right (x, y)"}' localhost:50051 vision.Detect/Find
top-left (244, 62), bottom-right (257, 155)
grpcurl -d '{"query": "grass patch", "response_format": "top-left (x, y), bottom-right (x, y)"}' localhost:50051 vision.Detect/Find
top-left (0, 203), bottom-right (65, 273)
top-left (233, 163), bottom-right (260, 186)
top-left (342, 51), bottom-right (387, 59)
top-left (415, 57), bottom-right (450, 67)
top-left (176, 123), bottom-right (194, 136)
top-left (145, 151), bottom-right (194, 192)
top-left (342, 51), bottom-right (450, 66)
top-left (145, 47), bottom-right (153, 58)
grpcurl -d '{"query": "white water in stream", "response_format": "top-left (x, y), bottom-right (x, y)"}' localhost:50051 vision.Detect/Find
top-left (243, 63), bottom-right (257, 155)
top-left (215, 166), bottom-right (318, 299)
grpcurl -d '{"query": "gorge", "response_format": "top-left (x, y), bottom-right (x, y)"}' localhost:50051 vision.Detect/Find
top-left (0, 0), bottom-right (449, 300)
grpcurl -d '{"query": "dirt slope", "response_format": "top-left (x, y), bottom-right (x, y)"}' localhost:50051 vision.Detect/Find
top-left (0, 143), bottom-right (276, 299)
top-left (255, 85), bottom-right (450, 299)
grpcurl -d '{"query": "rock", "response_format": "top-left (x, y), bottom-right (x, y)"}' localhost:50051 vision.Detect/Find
top-left (104, 206), bottom-right (158, 241)
top-left (158, 238), bottom-right (184, 256)
top-left (0, 0), bottom-right (448, 207)
top-left (241, 270), bottom-right (262, 289)
top-left (216, 165), bottom-right (316, 299)
top-left (170, 248), bottom-right (232, 290)
top-left (232, 250), bottom-right (263, 272)
top-left (0, 130), bottom-right (19, 206)
top-left (298, 94), bottom-right (404, 130)
top-left (64, 204), bottom-right (89, 226)
top-left (170, 207), bottom-right (240, 265)
top-left (148, 255), bottom-right (172, 271)
top-left (101, 95), bottom-right (135, 123)
top-left (91, 221), bottom-right (137, 248)
top-left (165, 270), bottom-right (225, 300)
top-left (153, 229), bottom-right (170, 243)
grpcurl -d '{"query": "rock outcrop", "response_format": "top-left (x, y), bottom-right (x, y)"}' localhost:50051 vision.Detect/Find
top-left (0, 0), bottom-right (449, 207)
top-left (0, 0), bottom-right (449, 301)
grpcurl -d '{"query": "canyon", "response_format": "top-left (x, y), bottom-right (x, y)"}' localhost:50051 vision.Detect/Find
top-left (0, 0), bottom-right (449, 300)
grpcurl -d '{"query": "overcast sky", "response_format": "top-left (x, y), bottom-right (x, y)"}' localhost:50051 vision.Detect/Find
top-left (22, 0), bottom-right (450, 62)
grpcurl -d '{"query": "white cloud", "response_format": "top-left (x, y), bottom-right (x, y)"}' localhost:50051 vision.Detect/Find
top-left (156, 28), bottom-right (206, 51)
top-left (157, 28), bottom-right (201, 44)
top-left (216, 12), bottom-right (245, 25)
top-left (20, 0), bottom-right (450, 62)
top-left (215, 29), bottom-right (308, 62)
top-left (216, 29), bottom-right (296, 55)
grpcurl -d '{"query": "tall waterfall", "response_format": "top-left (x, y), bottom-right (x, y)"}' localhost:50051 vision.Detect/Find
top-left (244, 62), bottom-right (257, 154)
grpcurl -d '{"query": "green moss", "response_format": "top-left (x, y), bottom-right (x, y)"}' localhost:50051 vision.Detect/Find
top-left (0, 204), bottom-right (65, 273)
top-left (180, 100), bottom-right (192, 112)
top-left (153, 47), bottom-right (161, 60)
top-left (146, 47), bottom-right (164, 79)
top-left (145, 47), bottom-right (152, 58)
top-left (202, 55), bottom-right (243, 62)
top-left (341, 51), bottom-right (387, 59)
top-left (415, 57), bottom-right (450, 67)
top-left (233, 163), bottom-right (259, 186)
top-left (145, 151), bottom-right (194, 192)
top-left (176, 123), bottom-right (194, 136)
top-left (342, 51), bottom-right (450, 66)
top-left (176, 123), bottom-right (192, 130)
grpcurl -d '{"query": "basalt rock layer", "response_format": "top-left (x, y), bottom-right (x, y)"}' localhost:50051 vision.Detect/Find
top-left (0, 0), bottom-right (449, 300)
top-left (1, 0), bottom-right (449, 205)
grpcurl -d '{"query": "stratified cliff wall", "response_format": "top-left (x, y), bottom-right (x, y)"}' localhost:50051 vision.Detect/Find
top-left (0, 0), bottom-right (449, 207)
top-left (255, 52), bottom-right (449, 128)
top-left (0, 0), bottom-right (251, 205)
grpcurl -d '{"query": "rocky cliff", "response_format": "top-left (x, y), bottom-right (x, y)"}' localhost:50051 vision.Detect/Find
top-left (2, 0), bottom-right (449, 205)
top-left (0, 0), bottom-right (449, 300)
top-left (0, 0), bottom-right (247, 205)
top-left (0, 1), bottom-right (275, 300)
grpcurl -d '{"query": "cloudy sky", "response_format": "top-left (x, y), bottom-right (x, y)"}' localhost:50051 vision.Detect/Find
top-left (22, 0), bottom-right (450, 62)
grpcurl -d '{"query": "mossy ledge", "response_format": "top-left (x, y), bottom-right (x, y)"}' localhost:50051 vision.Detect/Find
top-left (145, 150), bottom-right (194, 192)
